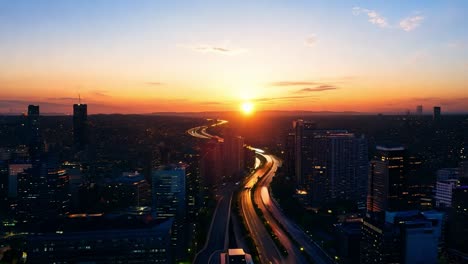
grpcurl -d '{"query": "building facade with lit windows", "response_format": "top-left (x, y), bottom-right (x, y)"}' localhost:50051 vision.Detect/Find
top-left (367, 146), bottom-right (408, 214)
top-left (151, 164), bottom-right (187, 262)
top-left (26, 215), bottom-right (173, 263)
top-left (361, 210), bottom-right (443, 264)
top-left (435, 179), bottom-right (460, 208)
top-left (293, 120), bottom-right (368, 206)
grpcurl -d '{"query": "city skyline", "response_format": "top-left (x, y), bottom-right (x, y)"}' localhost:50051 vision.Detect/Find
top-left (1, 1), bottom-right (467, 263)
top-left (1, 1), bottom-right (468, 114)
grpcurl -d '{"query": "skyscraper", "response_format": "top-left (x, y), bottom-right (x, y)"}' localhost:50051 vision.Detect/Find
top-left (293, 120), bottom-right (317, 185)
top-left (435, 179), bottom-right (459, 208)
top-left (447, 186), bottom-right (468, 257)
top-left (200, 139), bottom-right (223, 185)
top-left (433, 106), bottom-right (441, 121)
top-left (367, 145), bottom-right (408, 214)
top-left (73, 103), bottom-right (88, 150)
top-left (27, 105), bottom-right (42, 161)
top-left (285, 133), bottom-right (296, 179)
top-left (361, 211), bottom-right (443, 264)
top-left (152, 164), bottom-right (187, 261)
top-left (222, 128), bottom-right (245, 181)
top-left (293, 120), bottom-right (368, 205)
top-left (152, 164), bottom-right (186, 220)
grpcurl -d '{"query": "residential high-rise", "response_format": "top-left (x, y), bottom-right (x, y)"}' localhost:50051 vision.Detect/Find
top-left (8, 163), bottom-right (32, 198)
top-left (285, 132), bottom-right (296, 179)
top-left (360, 217), bottom-right (401, 264)
top-left (367, 145), bottom-right (408, 214)
top-left (436, 168), bottom-right (459, 181)
top-left (447, 186), bottom-right (468, 257)
top-left (27, 105), bottom-right (42, 161)
top-left (361, 210), bottom-right (443, 264)
top-left (435, 179), bottom-right (460, 208)
top-left (151, 164), bottom-right (187, 261)
top-left (293, 120), bottom-right (368, 205)
top-left (433, 106), bottom-right (441, 121)
top-left (73, 103), bottom-right (88, 150)
top-left (152, 164), bottom-right (186, 219)
top-left (459, 160), bottom-right (468, 179)
top-left (222, 128), bottom-right (245, 181)
top-left (311, 132), bottom-right (368, 205)
top-left (16, 164), bottom-right (70, 222)
top-left (293, 120), bottom-right (317, 185)
top-left (26, 214), bottom-right (173, 263)
top-left (199, 139), bottom-right (223, 185)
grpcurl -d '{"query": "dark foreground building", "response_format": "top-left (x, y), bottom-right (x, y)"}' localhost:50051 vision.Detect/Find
top-left (25, 214), bottom-right (173, 263)
top-left (73, 103), bottom-right (88, 151)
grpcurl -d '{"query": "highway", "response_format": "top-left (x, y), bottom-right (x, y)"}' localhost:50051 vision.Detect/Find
top-left (188, 119), bottom-right (333, 264)
top-left (241, 153), bottom-right (308, 264)
top-left (189, 119), bottom-right (232, 264)
top-left (186, 119), bottom-right (227, 140)
top-left (255, 155), bottom-right (335, 264)
top-left (240, 156), bottom-right (283, 264)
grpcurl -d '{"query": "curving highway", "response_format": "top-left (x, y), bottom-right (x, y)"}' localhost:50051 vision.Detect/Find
top-left (240, 155), bottom-right (283, 264)
top-left (242, 153), bottom-right (308, 264)
top-left (253, 155), bottom-right (335, 264)
top-left (188, 119), bottom-right (334, 264)
top-left (186, 119), bottom-right (227, 140)
top-left (189, 119), bottom-right (231, 264)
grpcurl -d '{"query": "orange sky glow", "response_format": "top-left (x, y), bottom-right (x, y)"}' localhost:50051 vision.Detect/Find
top-left (1, 1), bottom-right (467, 114)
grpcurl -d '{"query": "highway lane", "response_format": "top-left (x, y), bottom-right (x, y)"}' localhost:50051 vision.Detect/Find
top-left (240, 159), bottom-right (283, 264)
top-left (189, 119), bottom-right (232, 264)
top-left (187, 125), bottom-right (211, 139)
top-left (260, 156), bottom-right (335, 264)
top-left (250, 154), bottom-right (307, 264)
top-left (186, 119), bottom-right (228, 140)
top-left (188, 119), bottom-right (331, 264)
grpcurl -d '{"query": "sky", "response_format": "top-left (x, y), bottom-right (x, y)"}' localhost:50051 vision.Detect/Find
top-left (0, 0), bottom-right (467, 114)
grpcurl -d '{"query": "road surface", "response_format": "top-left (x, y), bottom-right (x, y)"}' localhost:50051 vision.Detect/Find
top-left (189, 119), bottom-right (232, 264)
top-left (257, 155), bottom-right (335, 264)
top-left (240, 156), bottom-right (283, 264)
top-left (186, 119), bottom-right (227, 140)
top-left (189, 120), bottom-right (333, 264)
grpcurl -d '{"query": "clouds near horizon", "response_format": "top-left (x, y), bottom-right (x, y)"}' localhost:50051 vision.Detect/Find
top-left (296, 85), bottom-right (338, 93)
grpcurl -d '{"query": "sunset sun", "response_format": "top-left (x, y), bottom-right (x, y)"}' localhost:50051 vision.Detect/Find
top-left (240, 101), bottom-right (254, 115)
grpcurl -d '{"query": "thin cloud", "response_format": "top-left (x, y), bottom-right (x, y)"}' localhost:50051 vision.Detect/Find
top-left (305, 34), bottom-right (318, 47)
top-left (253, 95), bottom-right (319, 103)
top-left (179, 44), bottom-right (247, 55)
top-left (353, 7), bottom-right (388, 28)
top-left (399, 16), bottom-right (424, 31)
top-left (296, 85), bottom-right (338, 93)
